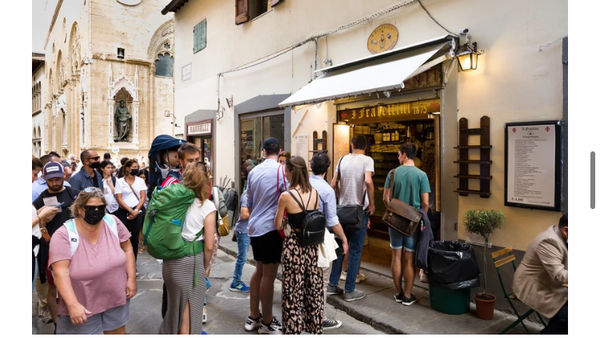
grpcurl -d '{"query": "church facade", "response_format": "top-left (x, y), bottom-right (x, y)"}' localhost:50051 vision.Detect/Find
top-left (42, 0), bottom-right (177, 164)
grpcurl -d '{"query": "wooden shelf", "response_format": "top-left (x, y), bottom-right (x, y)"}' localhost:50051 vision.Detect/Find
top-left (453, 145), bottom-right (492, 149)
top-left (455, 189), bottom-right (491, 197)
top-left (453, 160), bottom-right (492, 164)
top-left (455, 116), bottom-right (491, 198)
top-left (454, 175), bottom-right (492, 180)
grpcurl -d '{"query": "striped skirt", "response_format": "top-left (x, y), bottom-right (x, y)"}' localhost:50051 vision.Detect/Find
top-left (159, 253), bottom-right (206, 334)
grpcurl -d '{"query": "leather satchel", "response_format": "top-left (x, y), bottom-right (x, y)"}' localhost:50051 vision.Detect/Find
top-left (382, 168), bottom-right (422, 237)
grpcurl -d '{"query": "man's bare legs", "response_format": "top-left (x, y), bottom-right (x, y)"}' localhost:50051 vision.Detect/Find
top-left (249, 262), bottom-right (263, 319)
top-left (402, 250), bottom-right (415, 298)
top-left (259, 263), bottom-right (279, 323)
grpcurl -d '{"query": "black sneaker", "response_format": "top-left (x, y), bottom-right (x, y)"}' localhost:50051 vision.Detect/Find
top-left (394, 294), bottom-right (403, 303)
top-left (401, 294), bottom-right (417, 306)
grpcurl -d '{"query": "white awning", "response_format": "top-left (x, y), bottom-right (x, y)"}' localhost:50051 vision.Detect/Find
top-left (279, 41), bottom-right (451, 107)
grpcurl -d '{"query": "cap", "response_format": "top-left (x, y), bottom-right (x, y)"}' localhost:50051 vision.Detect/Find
top-left (263, 137), bottom-right (280, 154)
top-left (43, 161), bottom-right (65, 179)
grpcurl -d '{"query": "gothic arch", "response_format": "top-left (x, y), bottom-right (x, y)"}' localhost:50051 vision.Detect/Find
top-left (69, 22), bottom-right (81, 77)
top-left (147, 19), bottom-right (174, 61)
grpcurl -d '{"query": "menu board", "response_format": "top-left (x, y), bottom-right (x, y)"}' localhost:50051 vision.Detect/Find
top-left (504, 121), bottom-right (562, 210)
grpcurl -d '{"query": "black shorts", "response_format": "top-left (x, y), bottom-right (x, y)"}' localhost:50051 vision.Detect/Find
top-left (250, 230), bottom-right (283, 264)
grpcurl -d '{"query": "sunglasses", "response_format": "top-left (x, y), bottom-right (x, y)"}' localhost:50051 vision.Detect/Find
top-left (87, 156), bottom-right (100, 161)
top-left (84, 205), bottom-right (106, 212)
top-left (83, 187), bottom-right (102, 193)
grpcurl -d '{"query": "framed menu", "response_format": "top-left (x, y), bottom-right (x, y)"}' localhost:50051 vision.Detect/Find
top-left (504, 121), bottom-right (562, 210)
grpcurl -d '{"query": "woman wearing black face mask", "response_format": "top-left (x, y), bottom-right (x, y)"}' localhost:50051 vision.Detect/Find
top-left (48, 187), bottom-right (136, 334)
top-left (114, 159), bottom-right (147, 261)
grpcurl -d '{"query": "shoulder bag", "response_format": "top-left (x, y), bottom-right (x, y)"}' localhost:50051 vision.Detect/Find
top-left (335, 155), bottom-right (365, 232)
top-left (382, 168), bottom-right (422, 237)
top-left (213, 187), bottom-right (230, 236)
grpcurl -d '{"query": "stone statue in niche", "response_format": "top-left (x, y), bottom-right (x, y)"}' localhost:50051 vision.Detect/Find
top-left (114, 100), bottom-right (132, 142)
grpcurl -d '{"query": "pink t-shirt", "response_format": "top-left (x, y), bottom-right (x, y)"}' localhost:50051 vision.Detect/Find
top-left (49, 215), bottom-right (131, 316)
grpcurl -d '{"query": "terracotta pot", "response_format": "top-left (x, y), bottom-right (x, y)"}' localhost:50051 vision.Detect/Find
top-left (474, 292), bottom-right (496, 320)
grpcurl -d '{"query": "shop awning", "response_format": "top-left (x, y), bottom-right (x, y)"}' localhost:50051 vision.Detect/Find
top-left (279, 39), bottom-right (453, 107)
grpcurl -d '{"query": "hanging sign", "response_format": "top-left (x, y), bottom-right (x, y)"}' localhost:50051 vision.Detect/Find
top-left (187, 121), bottom-right (212, 136)
top-left (504, 120), bottom-right (562, 210)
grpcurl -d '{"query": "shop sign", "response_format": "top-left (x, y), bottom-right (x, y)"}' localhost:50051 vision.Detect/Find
top-left (188, 122), bottom-right (211, 136)
top-left (338, 99), bottom-right (440, 124)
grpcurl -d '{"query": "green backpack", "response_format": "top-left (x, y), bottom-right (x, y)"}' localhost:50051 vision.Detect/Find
top-left (142, 183), bottom-right (203, 260)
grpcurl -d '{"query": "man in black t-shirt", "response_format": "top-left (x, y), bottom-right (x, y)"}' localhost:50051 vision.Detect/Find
top-left (32, 161), bottom-right (79, 325)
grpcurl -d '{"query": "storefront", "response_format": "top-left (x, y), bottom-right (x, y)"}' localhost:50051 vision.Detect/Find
top-left (235, 94), bottom-right (291, 191)
top-left (280, 37), bottom-right (456, 269)
top-left (184, 110), bottom-right (216, 177)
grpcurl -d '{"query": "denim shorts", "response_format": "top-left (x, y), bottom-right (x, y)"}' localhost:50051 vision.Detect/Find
top-left (56, 301), bottom-right (129, 334)
top-left (388, 227), bottom-right (416, 252)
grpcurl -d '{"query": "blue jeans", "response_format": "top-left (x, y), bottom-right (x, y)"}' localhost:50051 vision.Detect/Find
top-left (232, 231), bottom-right (250, 284)
top-left (329, 210), bottom-right (368, 293)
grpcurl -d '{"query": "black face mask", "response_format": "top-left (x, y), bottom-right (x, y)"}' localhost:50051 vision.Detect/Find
top-left (83, 205), bottom-right (106, 225)
top-left (90, 162), bottom-right (101, 170)
top-left (130, 169), bottom-right (140, 176)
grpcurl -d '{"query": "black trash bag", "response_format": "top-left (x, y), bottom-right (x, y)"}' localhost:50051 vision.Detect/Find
top-left (427, 240), bottom-right (480, 290)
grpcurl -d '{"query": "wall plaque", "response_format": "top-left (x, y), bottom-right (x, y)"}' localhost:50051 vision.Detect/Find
top-left (188, 121), bottom-right (212, 136)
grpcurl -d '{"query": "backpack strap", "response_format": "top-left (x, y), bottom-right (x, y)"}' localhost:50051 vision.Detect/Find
top-left (288, 189), bottom-right (307, 212)
top-left (65, 219), bottom-right (79, 257)
top-left (313, 190), bottom-right (320, 210)
top-left (65, 215), bottom-right (120, 258)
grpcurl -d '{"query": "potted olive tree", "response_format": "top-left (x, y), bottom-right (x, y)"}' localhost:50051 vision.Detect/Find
top-left (464, 209), bottom-right (505, 320)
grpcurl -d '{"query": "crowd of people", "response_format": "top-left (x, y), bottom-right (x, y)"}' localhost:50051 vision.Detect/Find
top-left (32, 133), bottom-right (567, 334)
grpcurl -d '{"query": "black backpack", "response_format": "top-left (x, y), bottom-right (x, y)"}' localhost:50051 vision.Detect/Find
top-left (288, 188), bottom-right (326, 247)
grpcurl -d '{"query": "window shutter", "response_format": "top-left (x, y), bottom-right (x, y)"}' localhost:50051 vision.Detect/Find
top-left (235, 0), bottom-right (249, 25)
top-left (193, 19), bottom-right (207, 54)
top-left (271, 0), bottom-right (283, 7)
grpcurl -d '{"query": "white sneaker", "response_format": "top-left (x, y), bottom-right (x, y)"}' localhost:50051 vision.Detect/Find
top-left (340, 271), bottom-right (347, 281)
top-left (202, 307), bottom-right (207, 323)
top-left (244, 314), bottom-right (262, 331)
top-left (258, 317), bottom-right (282, 334)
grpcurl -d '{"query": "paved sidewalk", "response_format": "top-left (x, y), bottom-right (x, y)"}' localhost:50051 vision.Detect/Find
top-left (219, 234), bottom-right (545, 334)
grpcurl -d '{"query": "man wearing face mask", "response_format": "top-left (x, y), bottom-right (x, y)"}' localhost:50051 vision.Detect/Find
top-left (33, 161), bottom-right (80, 327)
top-left (69, 150), bottom-right (104, 192)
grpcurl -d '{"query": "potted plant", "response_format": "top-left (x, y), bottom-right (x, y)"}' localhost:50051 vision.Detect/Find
top-left (464, 209), bottom-right (505, 320)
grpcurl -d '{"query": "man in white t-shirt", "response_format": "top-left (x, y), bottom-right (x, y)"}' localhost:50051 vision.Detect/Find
top-left (328, 135), bottom-right (375, 302)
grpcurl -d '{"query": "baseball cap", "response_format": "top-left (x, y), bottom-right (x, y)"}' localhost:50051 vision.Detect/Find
top-left (263, 137), bottom-right (280, 154)
top-left (43, 161), bottom-right (65, 179)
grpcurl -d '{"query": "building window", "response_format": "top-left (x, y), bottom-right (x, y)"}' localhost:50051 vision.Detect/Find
top-left (236, 0), bottom-right (282, 25)
top-left (155, 53), bottom-right (174, 77)
top-left (193, 19), bottom-right (207, 54)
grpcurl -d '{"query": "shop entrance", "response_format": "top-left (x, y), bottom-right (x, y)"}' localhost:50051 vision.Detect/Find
top-left (335, 98), bottom-right (442, 271)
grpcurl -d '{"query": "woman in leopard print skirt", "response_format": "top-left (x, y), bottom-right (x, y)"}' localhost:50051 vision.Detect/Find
top-left (275, 156), bottom-right (324, 334)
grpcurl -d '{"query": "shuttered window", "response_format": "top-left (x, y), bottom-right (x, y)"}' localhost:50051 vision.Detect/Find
top-left (236, 0), bottom-right (283, 25)
top-left (193, 19), bottom-right (207, 54)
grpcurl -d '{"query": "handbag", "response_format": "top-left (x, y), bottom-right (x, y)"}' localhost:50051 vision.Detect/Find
top-left (382, 168), bottom-right (422, 237)
top-left (317, 229), bottom-right (339, 268)
top-left (213, 187), bottom-right (230, 236)
top-left (335, 155), bottom-right (365, 232)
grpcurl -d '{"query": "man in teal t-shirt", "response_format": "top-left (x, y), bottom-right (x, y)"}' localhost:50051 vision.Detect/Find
top-left (383, 143), bottom-right (430, 307)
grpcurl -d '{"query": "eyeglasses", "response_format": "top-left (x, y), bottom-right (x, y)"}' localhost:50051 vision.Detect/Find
top-left (83, 187), bottom-right (102, 193)
top-left (84, 205), bottom-right (106, 212)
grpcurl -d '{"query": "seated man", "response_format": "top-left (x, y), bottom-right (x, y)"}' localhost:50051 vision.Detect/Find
top-left (513, 214), bottom-right (568, 334)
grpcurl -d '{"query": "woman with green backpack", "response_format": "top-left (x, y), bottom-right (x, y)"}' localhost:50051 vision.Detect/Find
top-left (159, 161), bottom-right (216, 334)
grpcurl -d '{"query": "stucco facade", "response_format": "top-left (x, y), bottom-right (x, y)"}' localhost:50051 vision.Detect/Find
top-left (169, 0), bottom-right (566, 251)
top-left (42, 0), bottom-right (175, 164)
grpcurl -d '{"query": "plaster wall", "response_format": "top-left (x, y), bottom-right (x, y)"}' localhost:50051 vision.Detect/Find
top-left (172, 0), bottom-right (567, 250)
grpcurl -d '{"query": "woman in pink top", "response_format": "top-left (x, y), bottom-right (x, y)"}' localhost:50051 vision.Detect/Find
top-left (49, 187), bottom-right (136, 334)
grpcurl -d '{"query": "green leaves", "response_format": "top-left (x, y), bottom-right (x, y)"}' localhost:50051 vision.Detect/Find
top-left (464, 209), bottom-right (504, 242)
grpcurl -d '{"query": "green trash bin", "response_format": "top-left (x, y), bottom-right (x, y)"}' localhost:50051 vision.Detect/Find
top-left (429, 282), bottom-right (470, 315)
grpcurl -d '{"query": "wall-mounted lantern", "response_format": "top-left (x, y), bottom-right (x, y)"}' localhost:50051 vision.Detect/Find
top-left (457, 41), bottom-right (480, 71)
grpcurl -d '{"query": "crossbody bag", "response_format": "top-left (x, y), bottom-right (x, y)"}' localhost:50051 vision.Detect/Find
top-left (382, 168), bottom-right (422, 237)
top-left (335, 155), bottom-right (365, 232)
